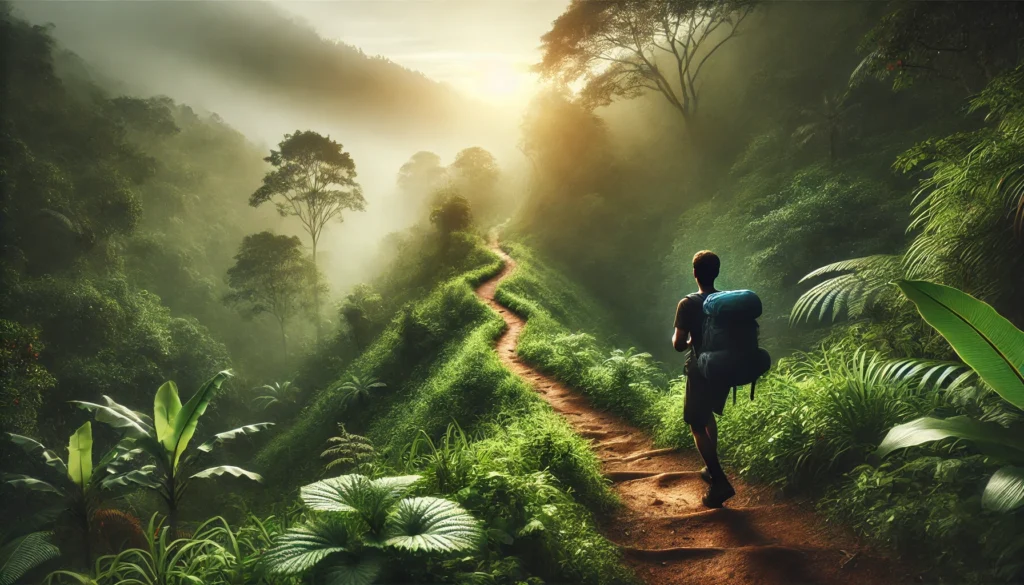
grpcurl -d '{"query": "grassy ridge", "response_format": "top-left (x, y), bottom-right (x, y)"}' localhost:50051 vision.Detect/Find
top-left (255, 236), bottom-right (635, 585)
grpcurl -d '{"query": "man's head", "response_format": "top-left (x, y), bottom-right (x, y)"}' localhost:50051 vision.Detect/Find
top-left (692, 250), bottom-right (720, 288)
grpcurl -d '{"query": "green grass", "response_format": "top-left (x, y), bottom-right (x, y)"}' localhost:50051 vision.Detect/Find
top-left (254, 235), bottom-right (636, 585)
top-left (495, 240), bottom-right (1024, 583)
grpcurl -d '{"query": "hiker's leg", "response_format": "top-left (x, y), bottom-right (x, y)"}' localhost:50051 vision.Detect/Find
top-left (690, 422), bottom-right (726, 484)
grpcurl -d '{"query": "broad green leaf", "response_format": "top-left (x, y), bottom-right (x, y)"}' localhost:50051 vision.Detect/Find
top-left (197, 423), bottom-right (274, 453)
top-left (877, 416), bottom-right (1024, 462)
top-left (262, 520), bottom-right (354, 575)
top-left (3, 474), bottom-right (64, 496)
top-left (895, 280), bottom-right (1024, 409)
top-left (0, 531), bottom-right (60, 585)
top-left (101, 465), bottom-right (161, 490)
top-left (154, 381), bottom-right (182, 451)
top-left (301, 474), bottom-right (369, 513)
top-left (7, 433), bottom-right (67, 477)
top-left (72, 399), bottom-right (153, 439)
top-left (190, 465), bottom-right (263, 482)
top-left (170, 370), bottom-right (232, 471)
top-left (95, 442), bottom-right (140, 471)
top-left (370, 475), bottom-right (421, 499)
top-left (67, 422), bottom-right (93, 489)
top-left (322, 555), bottom-right (381, 585)
top-left (982, 466), bottom-right (1024, 512)
top-left (384, 497), bottom-right (481, 553)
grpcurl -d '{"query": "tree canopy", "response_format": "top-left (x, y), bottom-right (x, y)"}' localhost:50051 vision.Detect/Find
top-left (223, 232), bottom-right (321, 355)
top-left (537, 0), bottom-right (757, 127)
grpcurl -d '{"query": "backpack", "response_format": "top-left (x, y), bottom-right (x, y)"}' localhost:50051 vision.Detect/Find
top-left (689, 290), bottom-right (772, 404)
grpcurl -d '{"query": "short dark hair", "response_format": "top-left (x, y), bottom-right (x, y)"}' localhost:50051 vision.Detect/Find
top-left (692, 250), bottom-right (720, 285)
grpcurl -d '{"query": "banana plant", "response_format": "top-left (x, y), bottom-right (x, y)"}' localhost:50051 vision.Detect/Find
top-left (5, 422), bottom-right (138, 566)
top-left (263, 474), bottom-right (481, 585)
top-left (73, 370), bottom-right (273, 529)
top-left (877, 281), bottom-right (1024, 512)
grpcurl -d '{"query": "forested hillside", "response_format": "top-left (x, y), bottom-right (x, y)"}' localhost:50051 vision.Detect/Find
top-left (3, 1), bottom-right (1024, 584)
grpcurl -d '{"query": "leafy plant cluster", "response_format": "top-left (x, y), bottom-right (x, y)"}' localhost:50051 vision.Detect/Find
top-left (255, 236), bottom-right (636, 585)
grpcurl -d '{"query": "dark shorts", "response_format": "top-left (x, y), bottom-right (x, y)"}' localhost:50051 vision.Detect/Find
top-left (683, 373), bottom-right (730, 428)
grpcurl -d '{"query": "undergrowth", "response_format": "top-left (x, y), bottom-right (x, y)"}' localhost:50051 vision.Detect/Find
top-left (255, 235), bottom-right (635, 585)
top-left (497, 241), bottom-right (1024, 583)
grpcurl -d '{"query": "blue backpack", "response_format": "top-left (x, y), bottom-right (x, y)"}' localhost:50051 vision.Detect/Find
top-left (690, 290), bottom-right (772, 404)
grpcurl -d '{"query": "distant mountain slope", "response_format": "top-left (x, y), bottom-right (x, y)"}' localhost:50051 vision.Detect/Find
top-left (12, 0), bottom-right (495, 138)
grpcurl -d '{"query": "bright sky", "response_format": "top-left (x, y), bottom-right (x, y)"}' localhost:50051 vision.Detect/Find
top-left (273, 0), bottom-right (568, 106)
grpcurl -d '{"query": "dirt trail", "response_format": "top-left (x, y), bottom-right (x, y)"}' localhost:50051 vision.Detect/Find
top-left (475, 244), bottom-right (916, 585)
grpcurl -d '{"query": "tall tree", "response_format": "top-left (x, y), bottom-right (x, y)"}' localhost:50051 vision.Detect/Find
top-left (249, 131), bottom-right (365, 340)
top-left (537, 0), bottom-right (757, 130)
top-left (397, 151), bottom-right (447, 194)
top-left (449, 147), bottom-right (501, 224)
top-left (223, 232), bottom-right (322, 357)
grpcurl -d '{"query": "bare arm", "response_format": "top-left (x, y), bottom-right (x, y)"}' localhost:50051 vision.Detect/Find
top-left (672, 327), bottom-right (689, 352)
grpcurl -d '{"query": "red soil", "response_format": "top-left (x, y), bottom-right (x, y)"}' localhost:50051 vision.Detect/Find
top-left (475, 244), bottom-right (919, 585)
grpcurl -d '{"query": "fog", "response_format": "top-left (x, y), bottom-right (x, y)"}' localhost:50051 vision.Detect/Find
top-left (13, 0), bottom-right (530, 293)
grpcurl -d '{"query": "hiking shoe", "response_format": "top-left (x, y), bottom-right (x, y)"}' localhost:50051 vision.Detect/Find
top-left (699, 466), bottom-right (713, 485)
top-left (701, 481), bottom-right (736, 508)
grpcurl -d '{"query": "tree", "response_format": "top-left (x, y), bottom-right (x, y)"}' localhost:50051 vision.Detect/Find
top-left (73, 371), bottom-right (272, 531)
top-left (394, 151), bottom-right (447, 229)
top-left (792, 92), bottom-right (859, 163)
top-left (224, 232), bottom-right (322, 357)
top-left (429, 191), bottom-right (473, 243)
top-left (449, 147), bottom-right (501, 224)
top-left (537, 0), bottom-right (757, 130)
top-left (249, 131), bottom-right (366, 340)
top-left (397, 151), bottom-right (447, 195)
top-left (853, 2), bottom-right (1024, 94)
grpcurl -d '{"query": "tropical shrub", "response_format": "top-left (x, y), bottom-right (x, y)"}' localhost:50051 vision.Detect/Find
top-left (74, 371), bottom-right (271, 528)
top-left (263, 474), bottom-right (481, 584)
top-left (336, 375), bottom-right (387, 409)
top-left (252, 381), bottom-right (300, 411)
top-left (0, 319), bottom-right (54, 442)
top-left (6, 422), bottom-right (139, 566)
top-left (876, 281), bottom-right (1024, 512)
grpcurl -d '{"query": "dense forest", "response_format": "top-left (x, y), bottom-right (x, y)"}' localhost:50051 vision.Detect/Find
top-left (2, 1), bottom-right (1024, 584)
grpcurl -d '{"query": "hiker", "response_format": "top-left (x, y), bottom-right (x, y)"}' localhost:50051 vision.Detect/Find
top-left (672, 250), bottom-right (736, 508)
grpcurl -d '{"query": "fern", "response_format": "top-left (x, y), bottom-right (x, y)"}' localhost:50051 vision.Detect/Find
top-left (321, 425), bottom-right (375, 473)
top-left (0, 532), bottom-right (59, 585)
top-left (336, 375), bottom-right (387, 408)
top-left (790, 255), bottom-right (902, 324)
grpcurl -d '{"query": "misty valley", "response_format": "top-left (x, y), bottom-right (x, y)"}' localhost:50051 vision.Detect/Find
top-left (2, 1), bottom-right (1024, 584)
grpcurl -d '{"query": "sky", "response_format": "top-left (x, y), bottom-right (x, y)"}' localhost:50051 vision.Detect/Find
top-left (271, 0), bottom-right (568, 106)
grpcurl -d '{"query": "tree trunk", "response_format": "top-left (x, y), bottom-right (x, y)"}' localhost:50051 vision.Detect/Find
top-left (312, 242), bottom-right (322, 343)
top-left (278, 317), bottom-right (288, 358)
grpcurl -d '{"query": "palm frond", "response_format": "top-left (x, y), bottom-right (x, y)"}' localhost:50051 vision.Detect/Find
top-left (0, 531), bottom-right (60, 585)
top-left (791, 255), bottom-right (902, 324)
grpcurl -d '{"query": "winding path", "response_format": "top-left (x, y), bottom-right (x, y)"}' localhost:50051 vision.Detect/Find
top-left (475, 244), bottom-right (915, 585)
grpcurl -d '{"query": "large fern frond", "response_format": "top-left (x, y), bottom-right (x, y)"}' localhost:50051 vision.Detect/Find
top-left (0, 531), bottom-right (60, 585)
top-left (791, 255), bottom-right (903, 324)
